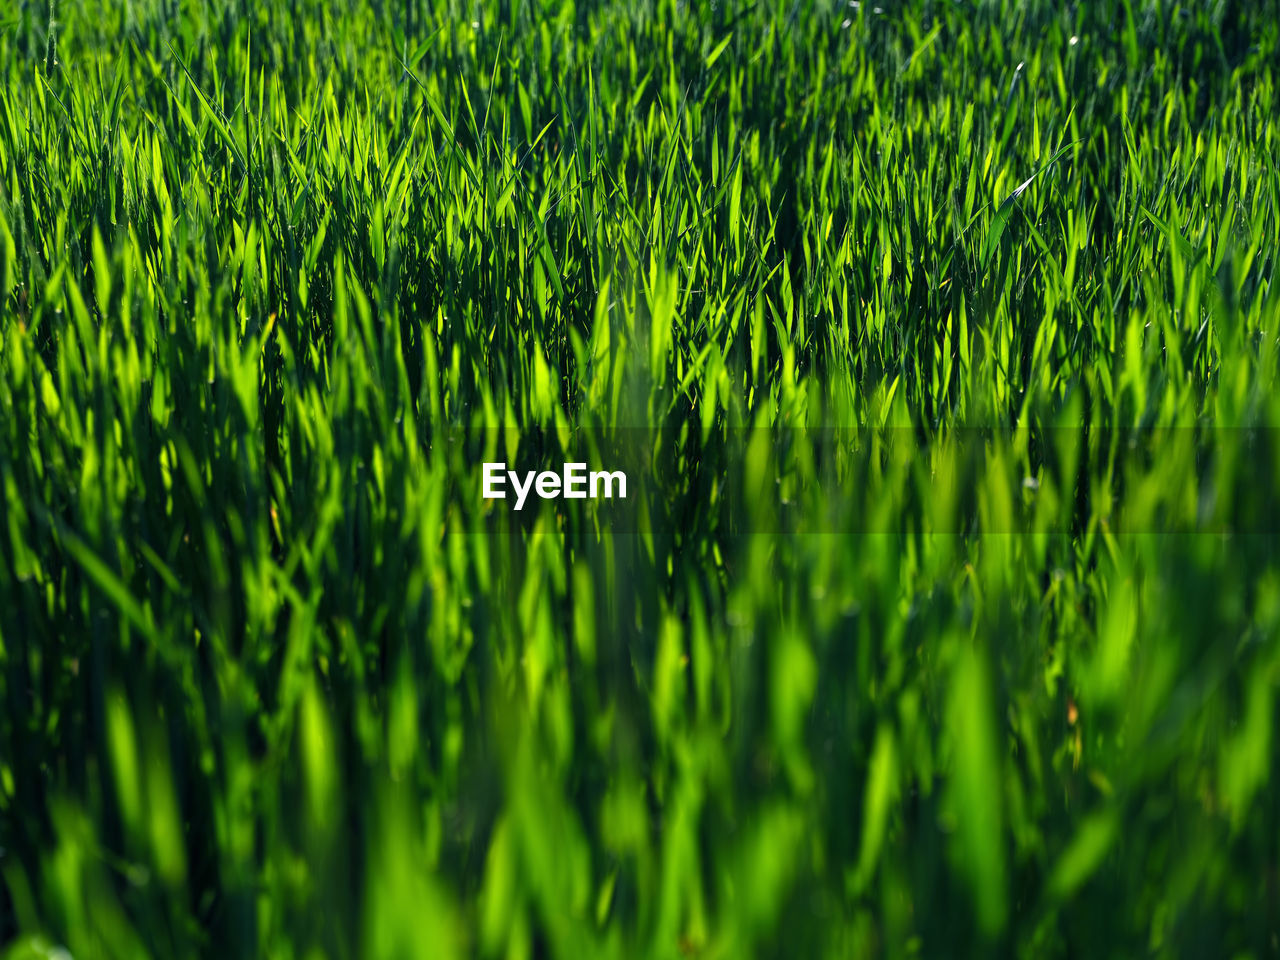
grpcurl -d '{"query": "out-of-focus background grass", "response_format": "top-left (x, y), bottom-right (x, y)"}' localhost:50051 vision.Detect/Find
top-left (1, 0), bottom-right (1279, 956)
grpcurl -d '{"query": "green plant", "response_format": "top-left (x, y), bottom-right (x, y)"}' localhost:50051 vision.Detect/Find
top-left (1, 1), bottom-right (1277, 957)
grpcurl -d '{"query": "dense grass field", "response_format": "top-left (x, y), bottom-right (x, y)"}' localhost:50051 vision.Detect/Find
top-left (2, 0), bottom-right (1279, 956)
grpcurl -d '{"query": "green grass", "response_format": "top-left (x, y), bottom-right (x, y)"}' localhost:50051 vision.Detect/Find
top-left (1, 0), bottom-right (1279, 956)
